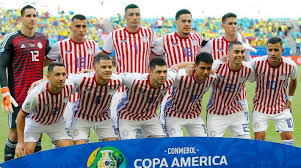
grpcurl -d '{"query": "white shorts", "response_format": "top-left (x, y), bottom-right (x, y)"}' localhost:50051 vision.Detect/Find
top-left (63, 101), bottom-right (75, 129)
top-left (119, 117), bottom-right (165, 139)
top-left (239, 99), bottom-right (250, 122)
top-left (207, 112), bottom-right (250, 139)
top-left (24, 118), bottom-right (71, 143)
top-left (71, 118), bottom-right (117, 141)
top-left (166, 117), bottom-right (207, 137)
top-left (252, 109), bottom-right (294, 133)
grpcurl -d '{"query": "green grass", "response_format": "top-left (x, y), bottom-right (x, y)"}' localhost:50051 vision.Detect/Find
top-left (0, 66), bottom-right (301, 163)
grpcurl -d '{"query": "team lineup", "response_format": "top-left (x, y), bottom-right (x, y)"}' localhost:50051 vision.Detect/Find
top-left (0, 4), bottom-right (298, 161)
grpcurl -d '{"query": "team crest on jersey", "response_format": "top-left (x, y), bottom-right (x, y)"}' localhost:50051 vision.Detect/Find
top-left (280, 74), bottom-right (288, 80)
top-left (37, 42), bottom-right (43, 49)
top-left (21, 44), bottom-right (26, 49)
top-left (239, 77), bottom-right (247, 83)
top-left (141, 36), bottom-right (149, 43)
top-left (29, 43), bottom-right (35, 47)
top-left (63, 97), bottom-right (69, 103)
top-left (192, 39), bottom-right (198, 46)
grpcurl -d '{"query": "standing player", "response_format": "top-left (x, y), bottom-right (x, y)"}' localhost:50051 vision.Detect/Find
top-left (15, 62), bottom-right (73, 158)
top-left (0, 5), bottom-right (51, 161)
top-left (98, 4), bottom-right (157, 130)
top-left (250, 37), bottom-right (297, 145)
top-left (200, 13), bottom-right (256, 125)
top-left (151, 9), bottom-right (204, 128)
top-left (46, 14), bottom-right (101, 130)
top-left (69, 56), bottom-right (120, 144)
top-left (117, 58), bottom-right (189, 139)
top-left (164, 52), bottom-right (215, 137)
top-left (151, 9), bottom-right (203, 67)
top-left (206, 41), bottom-right (254, 138)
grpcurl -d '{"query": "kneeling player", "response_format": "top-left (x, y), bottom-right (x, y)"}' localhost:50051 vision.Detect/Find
top-left (69, 56), bottom-right (119, 144)
top-left (15, 62), bottom-right (73, 158)
top-left (163, 52), bottom-right (215, 137)
top-left (206, 41), bottom-right (255, 139)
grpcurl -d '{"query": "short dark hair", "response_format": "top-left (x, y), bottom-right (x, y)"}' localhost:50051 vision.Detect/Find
top-left (175, 9), bottom-right (191, 20)
top-left (71, 14), bottom-right (87, 22)
top-left (267, 37), bottom-right (283, 47)
top-left (48, 62), bottom-right (65, 74)
top-left (150, 58), bottom-right (166, 71)
top-left (228, 41), bottom-right (243, 52)
top-left (21, 5), bottom-right (36, 16)
top-left (94, 55), bottom-right (112, 65)
top-left (195, 52), bottom-right (213, 65)
top-left (222, 13), bottom-right (237, 23)
top-left (125, 4), bottom-right (139, 13)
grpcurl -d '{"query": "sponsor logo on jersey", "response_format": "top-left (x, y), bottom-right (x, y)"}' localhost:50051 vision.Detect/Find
top-left (29, 43), bottom-right (35, 47)
top-left (37, 42), bottom-right (43, 49)
top-left (280, 74), bottom-right (288, 80)
top-left (87, 146), bottom-right (126, 168)
top-left (21, 44), bottom-right (26, 48)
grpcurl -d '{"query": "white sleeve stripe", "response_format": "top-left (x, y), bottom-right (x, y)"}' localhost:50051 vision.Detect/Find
top-left (1, 32), bottom-right (18, 48)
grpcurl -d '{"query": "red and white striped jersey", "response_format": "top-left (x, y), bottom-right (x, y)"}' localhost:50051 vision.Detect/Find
top-left (68, 73), bottom-right (122, 122)
top-left (117, 69), bottom-right (177, 121)
top-left (46, 38), bottom-right (101, 102)
top-left (152, 32), bottom-right (203, 67)
top-left (102, 27), bottom-right (156, 73)
top-left (21, 80), bottom-right (75, 125)
top-left (164, 69), bottom-right (216, 119)
top-left (207, 60), bottom-right (254, 115)
top-left (250, 56), bottom-right (298, 114)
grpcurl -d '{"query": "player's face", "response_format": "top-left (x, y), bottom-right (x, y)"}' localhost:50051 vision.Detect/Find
top-left (176, 14), bottom-right (192, 36)
top-left (194, 62), bottom-right (212, 82)
top-left (21, 8), bottom-right (37, 29)
top-left (47, 66), bottom-right (67, 89)
top-left (124, 8), bottom-right (141, 29)
top-left (229, 44), bottom-right (245, 64)
top-left (70, 19), bottom-right (88, 41)
top-left (267, 42), bottom-right (284, 65)
top-left (94, 60), bottom-right (113, 81)
top-left (222, 17), bottom-right (237, 36)
top-left (150, 65), bottom-right (168, 87)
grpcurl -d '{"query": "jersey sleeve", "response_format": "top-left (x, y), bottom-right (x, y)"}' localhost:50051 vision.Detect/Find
top-left (68, 73), bottom-right (86, 86)
top-left (167, 68), bottom-right (178, 80)
top-left (22, 90), bottom-right (38, 114)
top-left (0, 33), bottom-right (15, 87)
top-left (247, 65), bottom-right (256, 83)
top-left (290, 62), bottom-right (298, 80)
top-left (212, 60), bottom-right (222, 72)
top-left (151, 37), bottom-right (164, 56)
top-left (120, 73), bottom-right (142, 87)
top-left (150, 29), bottom-right (157, 48)
top-left (45, 39), bottom-right (52, 55)
top-left (102, 32), bottom-right (114, 54)
top-left (95, 43), bottom-right (101, 55)
top-left (199, 39), bottom-right (212, 54)
top-left (46, 42), bottom-right (60, 61)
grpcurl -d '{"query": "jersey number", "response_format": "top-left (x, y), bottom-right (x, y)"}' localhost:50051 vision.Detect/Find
top-left (31, 51), bottom-right (39, 61)
top-left (224, 83), bottom-right (237, 92)
top-left (267, 80), bottom-right (277, 90)
top-left (76, 57), bottom-right (86, 68)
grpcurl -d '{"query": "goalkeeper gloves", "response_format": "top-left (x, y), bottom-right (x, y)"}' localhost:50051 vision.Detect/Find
top-left (1, 87), bottom-right (18, 113)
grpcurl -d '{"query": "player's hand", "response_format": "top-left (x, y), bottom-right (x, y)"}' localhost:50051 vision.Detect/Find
top-left (286, 100), bottom-right (293, 113)
top-left (28, 79), bottom-right (47, 94)
top-left (186, 65), bottom-right (195, 76)
top-left (15, 142), bottom-right (25, 158)
top-left (1, 87), bottom-right (18, 113)
top-left (79, 69), bottom-right (93, 73)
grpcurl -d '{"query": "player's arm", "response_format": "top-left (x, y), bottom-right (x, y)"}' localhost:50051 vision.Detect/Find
top-left (150, 37), bottom-right (164, 60)
top-left (0, 35), bottom-right (18, 113)
top-left (286, 63), bottom-right (298, 113)
top-left (15, 109), bottom-right (29, 158)
top-left (44, 42), bottom-right (60, 66)
top-left (99, 32), bottom-right (115, 64)
top-left (172, 62), bottom-right (194, 70)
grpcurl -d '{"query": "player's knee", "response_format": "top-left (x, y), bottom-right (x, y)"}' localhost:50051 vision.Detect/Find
top-left (8, 129), bottom-right (18, 142)
top-left (280, 131), bottom-right (293, 140)
top-left (56, 140), bottom-right (73, 147)
top-left (25, 147), bottom-right (35, 155)
top-left (102, 137), bottom-right (119, 141)
top-left (254, 132), bottom-right (266, 140)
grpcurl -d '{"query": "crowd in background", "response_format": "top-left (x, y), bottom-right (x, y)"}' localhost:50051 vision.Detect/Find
top-left (1, 7), bottom-right (301, 54)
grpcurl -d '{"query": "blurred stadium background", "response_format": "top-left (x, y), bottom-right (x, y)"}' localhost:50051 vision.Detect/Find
top-left (0, 0), bottom-right (300, 163)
